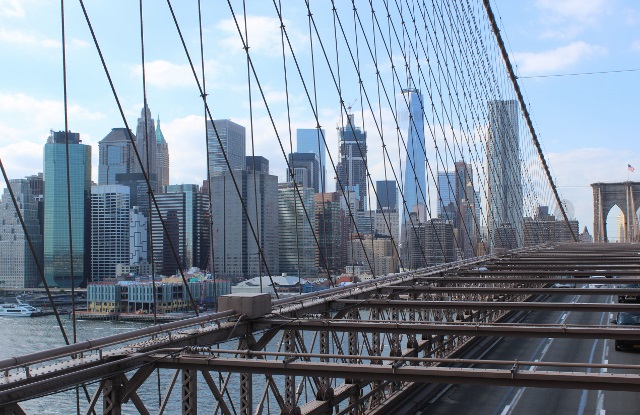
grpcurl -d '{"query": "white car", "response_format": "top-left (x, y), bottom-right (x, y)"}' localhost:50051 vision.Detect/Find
top-left (588, 275), bottom-right (608, 289)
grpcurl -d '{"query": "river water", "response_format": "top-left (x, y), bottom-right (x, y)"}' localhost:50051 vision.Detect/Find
top-left (1, 315), bottom-right (292, 414)
top-left (1, 315), bottom-right (154, 414)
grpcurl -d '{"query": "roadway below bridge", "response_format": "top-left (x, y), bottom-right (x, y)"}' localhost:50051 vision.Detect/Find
top-left (420, 291), bottom-right (640, 415)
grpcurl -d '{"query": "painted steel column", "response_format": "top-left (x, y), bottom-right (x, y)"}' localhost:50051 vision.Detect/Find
top-left (346, 309), bottom-right (361, 414)
top-left (284, 330), bottom-right (296, 412)
top-left (239, 337), bottom-right (253, 415)
top-left (316, 313), bottom-right (333, 403)
top-left (181, 369), bottom-right (197, 415)
top-left (0, 404), bottom-right (27, 415)
top-left (103, 377), bottom-right (122, 415)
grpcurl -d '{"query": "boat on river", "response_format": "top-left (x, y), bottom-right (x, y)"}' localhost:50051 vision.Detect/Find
top-left (0, 301), bottom-right (43, 317)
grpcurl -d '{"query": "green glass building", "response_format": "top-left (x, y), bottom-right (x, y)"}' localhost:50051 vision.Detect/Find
top-left (43, 131), bottom-right (92, 287)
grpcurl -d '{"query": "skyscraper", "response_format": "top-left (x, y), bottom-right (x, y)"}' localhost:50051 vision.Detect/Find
top-left (336, 113), bottom-right (367, 211)
top-left (152, 184), bottom-right (210, 275)
top-left (91, 185), bottom-right (130, 281)
top-left (43, 131), bottom-right (91, 287)
top-left (115, 172), bottom-right (156, 219)
top-left (0, 179), bottom-right (43, 288)
top-left (246, 156), bottom-right (269, 174)
top-left (134, 105), bottom-right (158, 192)
top-left (454, 161), bottom-right (477, 258)
top-left (436, 171), bottom-right (456, 219)
top-left (376, 180), bottom-right (397, 211)
top-left (314, 192), bottom-right (347, 274)
top-left (98, 128), bottom-right (134, 186)
top-left (207, 119), bottom-right (246, 178)
top-left (287, 152), bottom-right (320, 193)
top-left (398, 88), bottom-right (426, 226)
top-left (297, 128), bottom-right (327, 192)
top-left (156, 117), bottom-right (170, 190)
top-left (211, 167), bottom-right (279, 281)
top-left (278, 183), bottom-right (316, 279)
top-left (487, 100), bottom-right (522, 249)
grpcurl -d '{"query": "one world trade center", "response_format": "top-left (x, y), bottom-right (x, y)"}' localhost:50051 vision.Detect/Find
top-left (397, 88), bottom-right (426, 234)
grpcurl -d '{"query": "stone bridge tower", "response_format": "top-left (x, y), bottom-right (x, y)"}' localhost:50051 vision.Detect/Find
top-left (591, 182), bottom-right (640, 242)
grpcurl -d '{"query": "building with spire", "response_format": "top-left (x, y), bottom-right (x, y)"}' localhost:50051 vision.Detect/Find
top-left (156, 116), bottom-right (170, 191)
top-left (133, 104), bottom-right (158, 193)
top-left (398, 88), bottom-right (426, 228)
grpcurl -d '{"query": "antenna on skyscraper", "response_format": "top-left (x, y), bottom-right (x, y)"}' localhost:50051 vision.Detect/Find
top-left (347, 98), bottom-right (358, 113)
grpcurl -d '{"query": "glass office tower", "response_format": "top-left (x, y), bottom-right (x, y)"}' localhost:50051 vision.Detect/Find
top-left (43, 131), bottom-right (92, 287)
top-left (297, 128), bottom-right (327, 192)
top-left (487, 99), bottom-right (522, 249)
top-left (398, 88), bottom-right (426, 227)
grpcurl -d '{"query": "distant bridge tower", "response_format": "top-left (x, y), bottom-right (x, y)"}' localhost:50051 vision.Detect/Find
top-left (591, 182), bottom-right (640, 242)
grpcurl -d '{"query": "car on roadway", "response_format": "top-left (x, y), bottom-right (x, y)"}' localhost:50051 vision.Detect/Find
top-left (611, 312), bottom-right (640, 351)
top-left (587, 275), bottom-right (608, 289)
top-left (617, 283), bottom-right (640, 303)
top-left (552, 276), bottom-right (576, 288)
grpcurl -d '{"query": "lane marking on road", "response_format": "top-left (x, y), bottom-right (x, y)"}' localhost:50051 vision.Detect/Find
top-left (577, 296), bottom-right (609, 415)
top-left (497, 296), bottom-right (578, 415)
top-left (596, 389), bottom-right (605, 415)
top-left (597, 296), bottom-right (612, 414)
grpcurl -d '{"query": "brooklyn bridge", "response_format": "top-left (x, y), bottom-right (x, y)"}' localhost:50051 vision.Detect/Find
top-left (0, 1), bottom-right (638, 414)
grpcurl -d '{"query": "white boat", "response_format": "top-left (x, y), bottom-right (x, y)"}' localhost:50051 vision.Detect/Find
top-left (0, 301), bottom-right (42, 317)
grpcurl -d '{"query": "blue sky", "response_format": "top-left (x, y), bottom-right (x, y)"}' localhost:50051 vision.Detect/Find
top-left (1, 0), bottom-right (639, 237)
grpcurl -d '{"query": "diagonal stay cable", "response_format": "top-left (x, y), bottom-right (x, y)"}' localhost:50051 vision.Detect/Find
top-left (221, 0), bottom-right (340, 285)
top-left (164, 0), bottom-right (280, 298)
top-left (77, 0), bottom-right (200, 314)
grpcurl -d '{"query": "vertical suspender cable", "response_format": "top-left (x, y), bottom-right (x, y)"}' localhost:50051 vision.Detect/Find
top-left (138, 0), bottom-right (158, 325)
top-left (60, 0), bottom-right (77, 344)
top-left (197, 0), bottom-right (218, 307)
top-left (482, 0), bottom-right (577, 242)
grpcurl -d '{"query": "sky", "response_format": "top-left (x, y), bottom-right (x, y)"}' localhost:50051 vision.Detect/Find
top-left (0, 0), bottom-right (638, 238)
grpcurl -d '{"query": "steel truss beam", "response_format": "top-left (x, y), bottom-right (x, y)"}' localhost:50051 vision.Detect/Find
top-left (385, 286), bottom-right (640, 295)
top-left (256, 319), bottom-right (640, 340)
top-left (333, 299), bottom-right (640, 312)
top-left (154, 357), bottom-right (640, 392)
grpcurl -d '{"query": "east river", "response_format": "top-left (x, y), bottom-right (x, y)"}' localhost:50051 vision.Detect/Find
top-left (0, 314), bottom-right (292, 414)
top-left (1, 315), bottom-right (220, 414)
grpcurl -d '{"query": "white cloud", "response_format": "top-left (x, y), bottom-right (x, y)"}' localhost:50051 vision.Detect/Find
top-left (536, 0), bottom-right (606, 23)
top-left (512, 41), bottom-right (606, 76)
top-left (161, 115), bottom-right (209, 184)
top-left (0, 93), bottom-right (104, 164)
top-left (0, 28), bottom-right (59, 48)
top-left (0, 93), bottom-right (103, 124)
top-left (130, 59), bottom-right (225, 89)
top-left (632, 40), bottom-right (640, 52)
top-left (0, 28), bottom-right (88, 50)
top-left (536, 0), bottom-right (608, 39)
top-left (623, 7), bottom-right (640, 26)
top-left (0, 141), bottom-right (43, 179)
top-left (0, 0), bottom-right (24, 17)
top-left (216, 15), bottom-right (306, 57)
